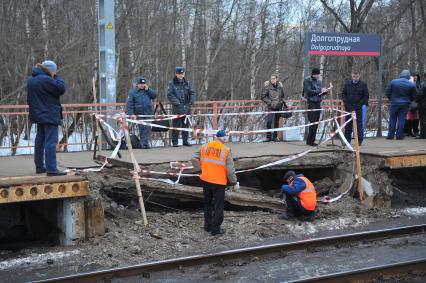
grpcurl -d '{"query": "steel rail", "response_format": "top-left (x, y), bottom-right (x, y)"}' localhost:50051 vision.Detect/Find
top-left (288, 258), bottom-right (426, 283)
top-left (33, 224), bottom-right (426, 283)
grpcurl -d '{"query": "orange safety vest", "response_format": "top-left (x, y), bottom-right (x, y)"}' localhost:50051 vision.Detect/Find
top-left (199, 140), bottom-right (230, 185)
top-left (293, 176), bottom-right (317, 211)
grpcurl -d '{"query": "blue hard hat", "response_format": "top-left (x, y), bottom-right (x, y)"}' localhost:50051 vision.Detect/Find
top-left (216, 130), bottom-right (226, 138)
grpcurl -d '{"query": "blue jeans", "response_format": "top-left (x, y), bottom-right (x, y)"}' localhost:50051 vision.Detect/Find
top-left (266, 113), bottom-right (280, 139)
top-left (34, 123), bottom-right (59, 172)
top-left (138, 124), bottom-right (150, 146)
top-left (388, 104), bottom-right (409, 139)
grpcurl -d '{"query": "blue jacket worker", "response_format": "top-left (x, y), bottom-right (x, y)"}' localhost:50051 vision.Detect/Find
top-left (385, 70), bottom-right (417, 140)
top-left (27, 60), bottom-right (67, 176)
top-left (167, 67), bottom-right (196, 147)
top-left (126, 76), bottom-right (157, 149)
top-left (341, 71), bottom-right (369, 145)
top-left (280, 171), bottom-right (317, 221)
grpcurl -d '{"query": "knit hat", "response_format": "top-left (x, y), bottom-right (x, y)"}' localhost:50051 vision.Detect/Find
top-left (216, 130), bottom-right (226, 138)
top-left (135, 76), bottom-right (147, 84)
top-left (42, 60), bottom-right (57, 73)
top-left (283, 171), bottom-right (296, 182)
top-left (311, 68), bottom-right (320, 75)
top-left (175, 66), bottom-right (185, 74)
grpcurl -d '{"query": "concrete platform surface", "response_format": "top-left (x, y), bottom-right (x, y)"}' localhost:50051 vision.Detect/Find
top-left (0, 151), bottom-right (98, 177)
top-left (0, 137), bottom-right (424, 177)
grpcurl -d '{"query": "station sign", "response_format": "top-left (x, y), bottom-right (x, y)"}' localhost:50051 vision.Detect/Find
top-left (305, 32), bottom-right (381, 56)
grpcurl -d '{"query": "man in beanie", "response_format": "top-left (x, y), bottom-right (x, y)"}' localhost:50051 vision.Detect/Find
top-left (126, 76), bottom-right (157, 148)
top-left (385, 69), bottom-right (417, 140)
top-left (167, 67), bottom-right (196, 147)
top-left (192, 130), bottom-right (238, 236)
top-left (280, 171), bottom-right (317, 221)
top-left (27, 60), bottom-right (67, 176)
top-left (303, 68), bottom-right (329, 146)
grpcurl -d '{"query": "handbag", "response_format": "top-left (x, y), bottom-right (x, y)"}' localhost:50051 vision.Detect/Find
top-left (282, 102), bottom-right (292, 119)
top-left (151, 102), bottom-right (170, 132)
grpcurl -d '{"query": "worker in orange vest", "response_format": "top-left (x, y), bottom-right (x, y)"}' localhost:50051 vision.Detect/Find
top-left (192, 130), bottom-right (238, 236)
top-left (280, 171), bottom-right (317, 221)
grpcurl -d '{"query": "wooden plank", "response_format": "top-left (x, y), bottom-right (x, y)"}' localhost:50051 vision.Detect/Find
top-left (383, 155), bottom-right (426, 169)
top-left (140, 179), bottom-right (284, 211)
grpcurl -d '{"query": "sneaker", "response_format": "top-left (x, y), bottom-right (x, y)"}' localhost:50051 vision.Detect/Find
top-left (272, 138), bottom-right (280, 142)
top-left (142, 145), bottom-right (150, 149)
top-left (46, 170), bottom-right (67, 176)
top-left (396, 137), bottom-right (404, 140)
top-left (211, 228), bottom-right (225, 236)
top-left (263, 139), bottom-right (272, 142)
top-left (36, 168), bottom-right (46, 174)
top-left (183, 143), bottom-right (192, 147)
top-left (306, 142), bottom-right (318, 146)
top-left (386, 136), bottom-right (394, 140)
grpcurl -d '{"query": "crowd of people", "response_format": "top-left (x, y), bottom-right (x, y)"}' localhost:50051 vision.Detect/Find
top-left (26, 60), bottom-right (425, 236)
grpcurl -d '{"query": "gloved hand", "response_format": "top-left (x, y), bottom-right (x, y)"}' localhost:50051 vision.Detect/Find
top-left (229, 182), bottom-right (240, 192)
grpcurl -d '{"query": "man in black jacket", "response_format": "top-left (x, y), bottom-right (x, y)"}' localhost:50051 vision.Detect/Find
top-left (303, 68), bottom-right (329, 146)
top-left (341, 71), bottom-right (369, 145)
top-left (167, 67), bottom-right (196, 147)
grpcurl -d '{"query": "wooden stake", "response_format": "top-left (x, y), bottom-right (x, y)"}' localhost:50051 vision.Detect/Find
top-left (352, 111), bottom-right (364, 200)
top-left (122, 114), bottom-right (148, 226)
top-left (92, 77), bottom-right (102, 154)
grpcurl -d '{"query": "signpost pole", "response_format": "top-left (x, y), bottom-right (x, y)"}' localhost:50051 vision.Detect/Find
top-left (376, 37), bottom-right (384, 137)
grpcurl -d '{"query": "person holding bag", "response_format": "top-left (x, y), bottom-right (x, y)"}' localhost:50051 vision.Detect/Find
top-left (261, 74), bottom-right (287, 142)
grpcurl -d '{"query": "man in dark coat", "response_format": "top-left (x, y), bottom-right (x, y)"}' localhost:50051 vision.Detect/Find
top-left (303, 68), bottom-right (329, 146)
top-left (261, 74), bottom-right (286, 142)
top-left (341, 71), bottom-right (369, 145)
top-left (417, 75), bottom-right (426, 139)
top-left (126, 76), bottom-right (157, 148)
top-left (385, 70), bottom-right (417, 140)
top-left (167, 67), bottom-right (196, 147)
top-left (27, 60), bottom-right (67, 176)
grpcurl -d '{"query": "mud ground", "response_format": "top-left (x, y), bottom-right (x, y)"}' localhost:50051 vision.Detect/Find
top-left (1, 191), bottom-right (426, 282)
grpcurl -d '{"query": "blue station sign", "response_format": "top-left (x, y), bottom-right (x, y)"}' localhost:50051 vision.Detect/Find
top-left (305, 32), bottom-right (381, 56)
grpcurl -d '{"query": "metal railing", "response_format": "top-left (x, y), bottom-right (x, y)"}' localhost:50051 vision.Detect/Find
top-left (0, 99), bottom-right (387, 156)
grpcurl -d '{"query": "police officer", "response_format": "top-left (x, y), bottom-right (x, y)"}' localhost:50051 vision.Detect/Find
top-left (280, 171), bottom-right (317, 221)
top-left (167, 67), bottom-right (196, 147)
top-left (303, 68), bottom-right (329, 146)
top-left (192, 130), bottom-right (238, 236)
top-left (126, 76), bottom-right (157, 149)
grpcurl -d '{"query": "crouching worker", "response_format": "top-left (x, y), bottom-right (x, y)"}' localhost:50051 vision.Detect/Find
top-left (192, 130), bottom-right (238, 236)
top-left (280, 171), bottom-right (317, 221)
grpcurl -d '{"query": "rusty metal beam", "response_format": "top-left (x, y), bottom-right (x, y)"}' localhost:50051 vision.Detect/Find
top-left (383, 154), bottom-right (426, 169)
top-left (0, 180), bottom-right (88, 204)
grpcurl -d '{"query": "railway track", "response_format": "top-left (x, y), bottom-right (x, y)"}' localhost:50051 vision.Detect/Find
top-left (33, 224), bottom-right (426, 283)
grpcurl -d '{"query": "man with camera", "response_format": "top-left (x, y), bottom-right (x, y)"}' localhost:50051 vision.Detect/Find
top-left (167, 67), bottom-right (196, 147)
top-left (27, 60), bottom-right (67, 176)
top-left (126, 76), bottom-right (157, 149)
top-left (261, 74), bottom-right (288, 142)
